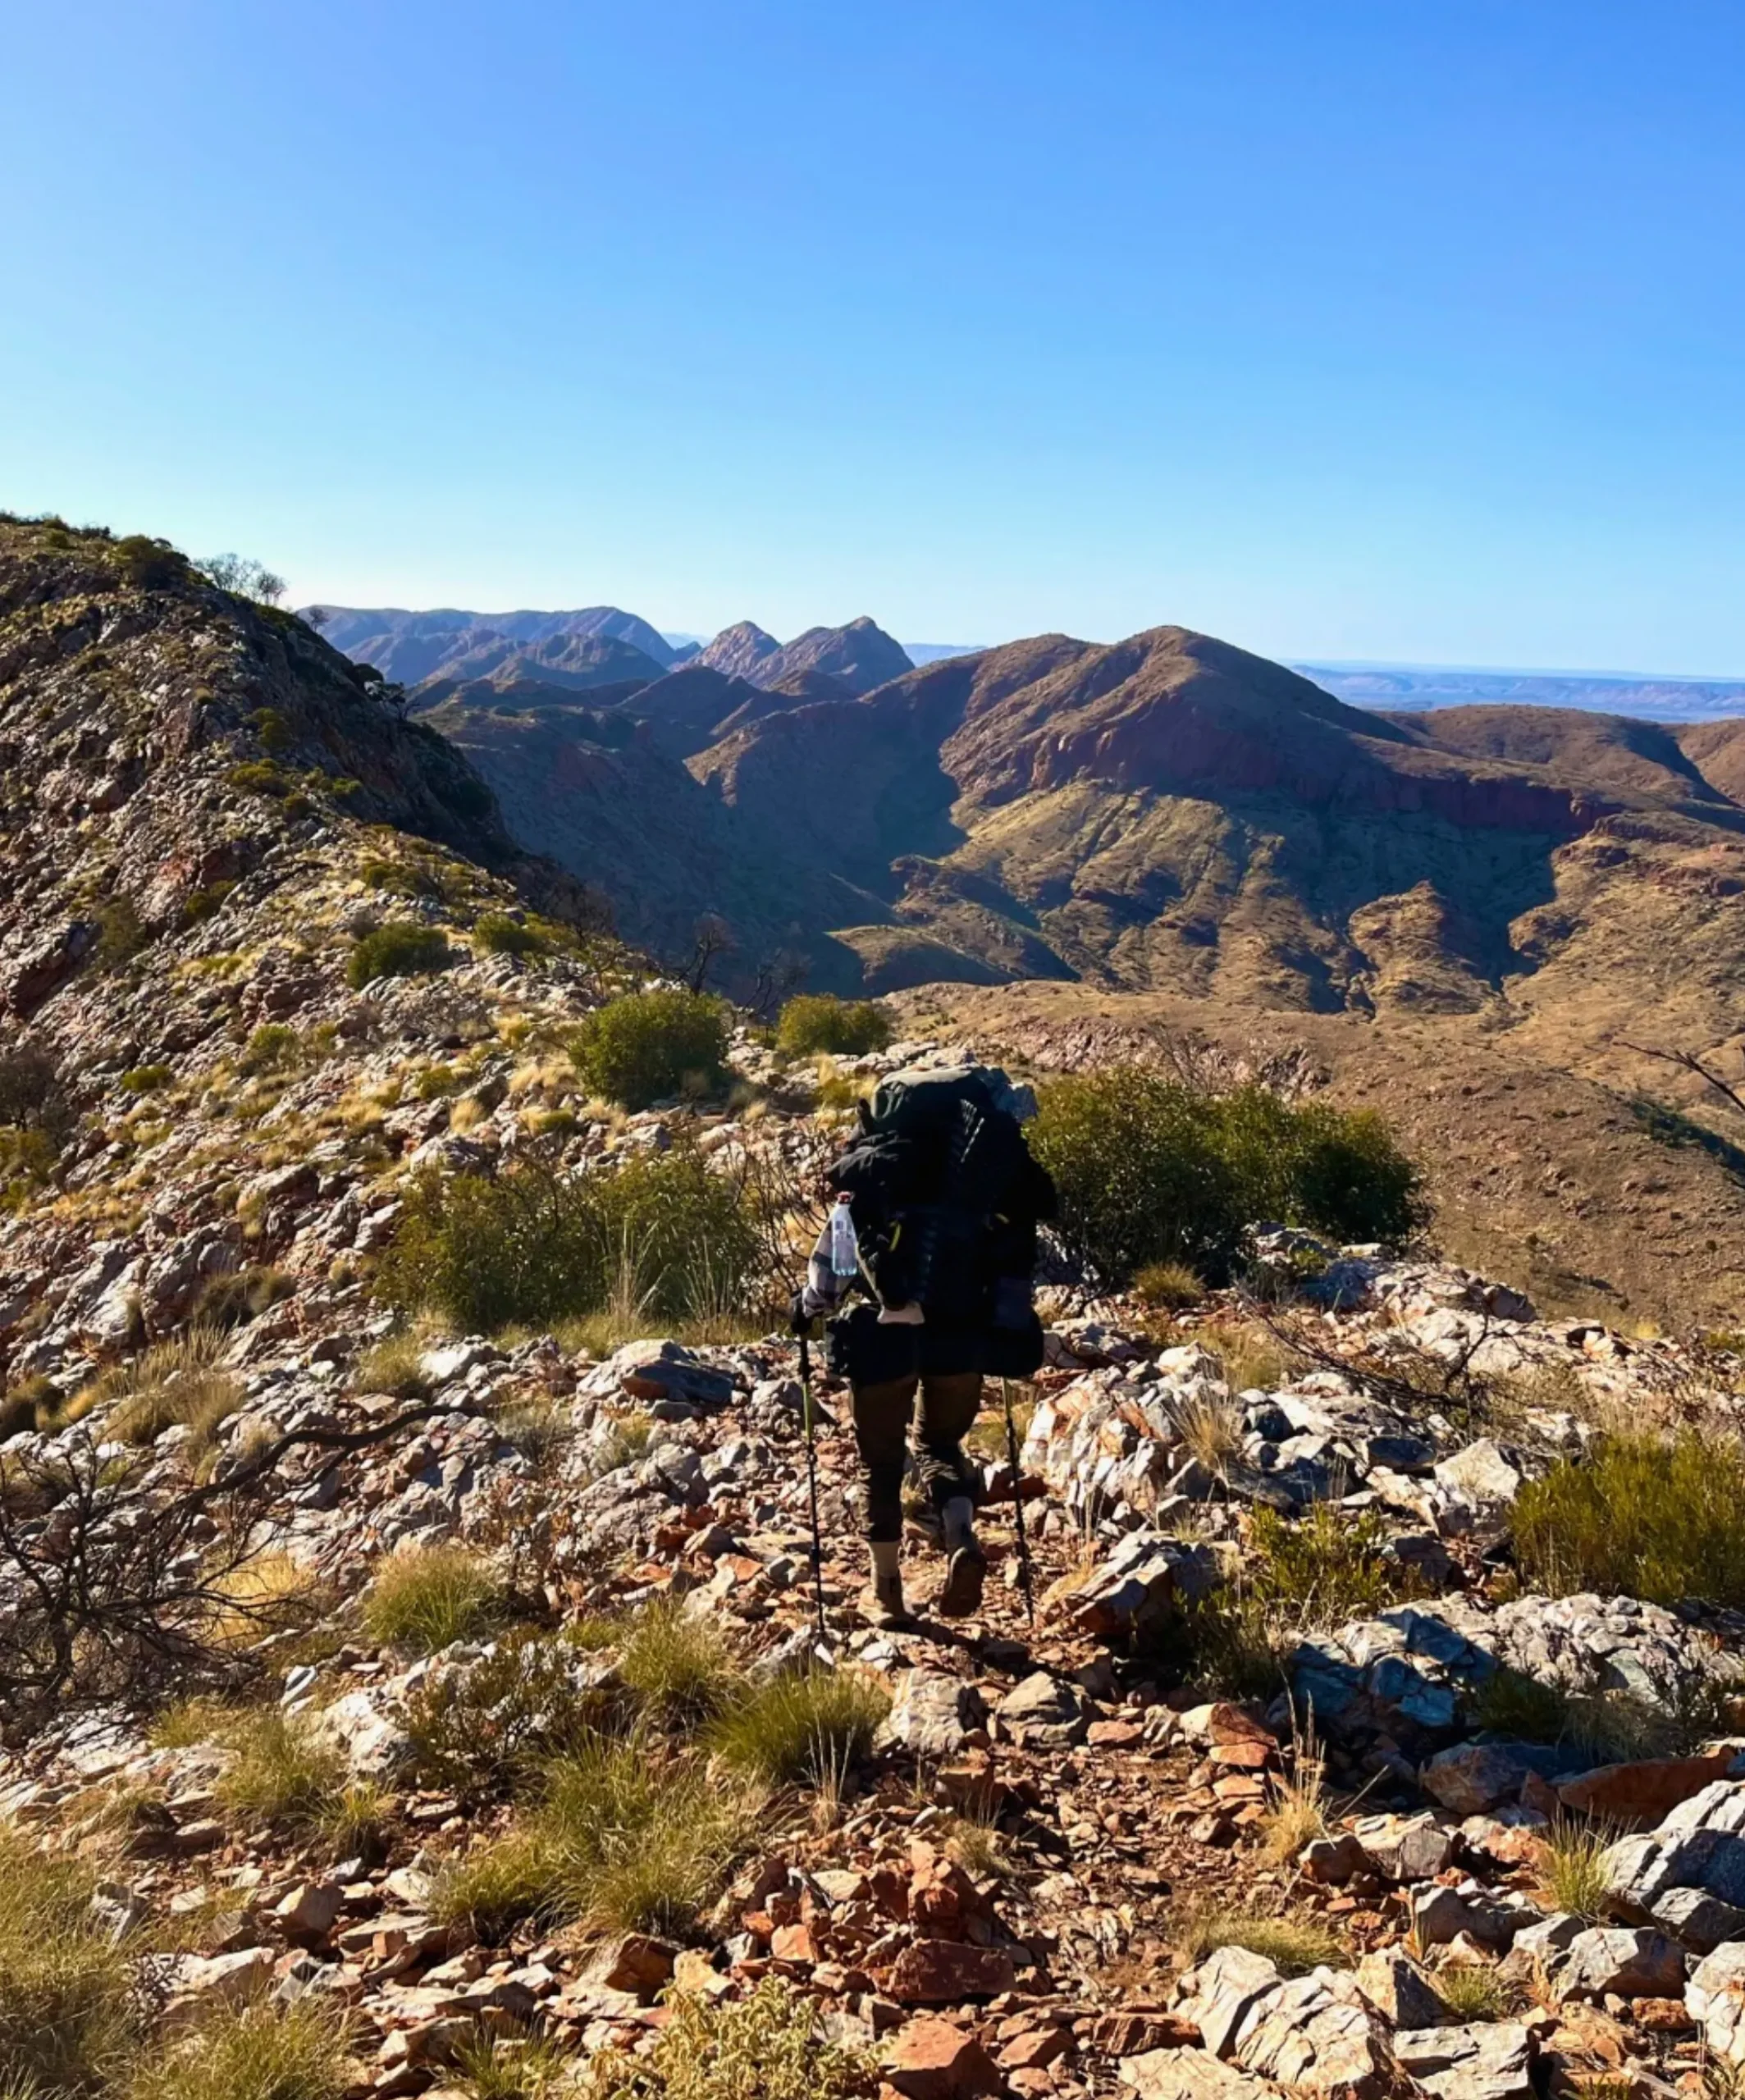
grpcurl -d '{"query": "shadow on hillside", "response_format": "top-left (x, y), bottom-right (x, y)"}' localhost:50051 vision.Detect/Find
top-left (1629, 1095), bottom-right (1745, 1182)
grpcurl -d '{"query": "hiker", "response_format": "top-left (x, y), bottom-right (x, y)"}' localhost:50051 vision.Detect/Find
top-left (792, 1064), bottom-right (1057, 1626)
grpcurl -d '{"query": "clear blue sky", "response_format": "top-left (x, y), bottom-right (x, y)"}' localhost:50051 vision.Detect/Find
top-left (5, 2), bottom-right (1743, 672)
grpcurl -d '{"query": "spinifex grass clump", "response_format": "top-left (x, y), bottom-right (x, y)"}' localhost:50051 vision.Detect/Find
top-left (432, 1732), bottom-right (752, 1942)
top-left (361, 1545), bottom-right (506, 1655)
top-left (0, 1833), bottom-right (137, 2093)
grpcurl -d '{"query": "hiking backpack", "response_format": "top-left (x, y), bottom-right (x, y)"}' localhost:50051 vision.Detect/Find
top-left (826, 1066), bottom-right (1056, 1356)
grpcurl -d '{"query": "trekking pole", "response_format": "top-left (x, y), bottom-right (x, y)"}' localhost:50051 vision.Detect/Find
top-left (1001, 1376), bottom-right (1036, 1628)
top-left (797, 1331), bottom-right (829, 1647)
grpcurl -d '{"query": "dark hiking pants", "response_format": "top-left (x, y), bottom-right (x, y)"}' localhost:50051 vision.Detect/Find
top-left (851, 1369), bottom-right (984, 1544)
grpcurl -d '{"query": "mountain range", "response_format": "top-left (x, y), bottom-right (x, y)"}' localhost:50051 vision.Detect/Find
top-left (8, 524), bottom-right (1745, 1322)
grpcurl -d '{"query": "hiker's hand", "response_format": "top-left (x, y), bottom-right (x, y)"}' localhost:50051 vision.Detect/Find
top-left (789, 1291), bottom-right (821, 1339)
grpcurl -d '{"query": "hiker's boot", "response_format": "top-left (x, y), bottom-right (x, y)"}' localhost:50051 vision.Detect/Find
top-left (936, 1495), bottom-right (987, 1618)
top-left (864, 1541), bottom-right (911, 1628)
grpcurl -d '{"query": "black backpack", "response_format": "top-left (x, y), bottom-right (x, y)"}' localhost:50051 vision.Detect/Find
top-left (828, 1066), bottom-right (1055, 1348)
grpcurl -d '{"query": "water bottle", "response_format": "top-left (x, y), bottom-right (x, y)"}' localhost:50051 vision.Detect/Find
top-left (828, 1197), bottom-right (860, 1278)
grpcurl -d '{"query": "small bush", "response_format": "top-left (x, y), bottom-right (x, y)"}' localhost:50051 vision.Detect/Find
top-left (349, 921), bottom-right (453, 989)
top-left (121, 1063), bottom-right (173, 1094)
top-left (570, 989), bottom-right (731, 1110)
top-left (123, 1993), bottom-right (349, 2100)
top-left (361, 857), bottom-right (447, 900)
top-left (361, 1545), bottom-right (505, 1655)
top-left (581, 1976), bottom-right (875, 2100)
top-left (474, 912), bottom-right (547, 958)
top-left (354, 1331), bottom-right (433, 1400)
top-left (94, 896), bottom-right (149, 970)
top-left (433, 1733), bottom-right (750, 1942)
top-left (1133, 1260), bottom-right (1205, 1311)
top-left (710, 1669), bottom-right (892, 1788)
top-left (775, 995), bottom-right (893, 1058)
top-left (1031, 1071), bottom-right (1423, 1287)
top-left (378, 1149), bottom-right (759, 1336)
top-left (1514, 1431), bottom-right (1745, 1608)
top-left (1248, 1504), bottom-right (1413, 1627)
top-left (1436, 1962), bottom-right (1510, 2022)
top-left (240, 1023), bottom-right (301, 1075)
top-left (0, 1833), bottom-right (137, 2093)
top-left (402, 1630), bottom-right (598, 1795)
top-left (114, 532), bottom-right (186, 590)
top-left (226, 760), bottom-right (291, 798)
top-left (451, 2026), bottom-right (578, 2100)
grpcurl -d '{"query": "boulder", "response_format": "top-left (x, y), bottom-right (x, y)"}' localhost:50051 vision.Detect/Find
top-left (1120, 2052), bottom-right (1272, 2100)
top-left (1353, 1949), bottom-right (1449, 2029)
top-left (1687, 1941), bottom-right (1745, 2066)
top-left (995, 1672), bottom-right (1086, 1750)
top-left (884, 2019), bottom-right (1006, 2099)
top-left (1391, 2022), bottom-right (1537, 2100)
top-left (1422, 1742), bottom-right (1567, 1816)
top-left (1231, 1970), bottom-right (1400, 2100)
top-left (883, 1671), bottom-right (989, 1760)
top-left (1351, 1810), bottom-right (1454, 1883)
top-left (1601, 1780), bottom-right (1745, 1933)
top-left (885, 1939), bottom-right (1016, 2003)
top-left (1650, 1884), bottom-right (1745, 1955)
top-left (1181, 1946), bottom-right (1282, 2057)
top-left (1552, 1926), bottom-right (1685, 2002)
top-left (1557, 1753), bottom-right (1734, 1824)
top-left (1053, 1531), bottom-right (1217, 1640)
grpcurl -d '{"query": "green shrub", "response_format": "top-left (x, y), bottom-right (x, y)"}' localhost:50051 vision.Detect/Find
top-left (1175, 1905), bottom-right (1346, 1976)
top-left (571, 989), bottom-right (731, 1109)
top-left (1248, 1504), bottom-right (1414, 1627)
top-left (474, 912), bottom-right (546, 958)
top-left (120, 1063), bottom-right (173, 1095)
top-left (710, 1668), bottom-right (892, 1787)
top-left (402, 1630), bottom-right (598, 1795)
top-left (361, 1546), bottom-right (505, 1655)
top-left (88, 1331), bottom-right (240, 1451)
top-left (123, 1993), bottom-right (349, 2100)
top-left (226, 760), bottom-right (291, 798)
top-left (93, 897), bottom-right (149, 970)
top-left (614, 1597), bottom-right (738, 1732)
top-left (1514, 1431), bottom-right (1745, 1607)
top-left (378, 1149), bottom-right (759, 1336)
top-left (361, 856), bottom-right (448, 900)
top-left (348, 922), bottom-right (453, 989)
top-left (1030, 1071), bottom-right (1423, 1286)
top-left (582, 1976), bottom-right (874, 2100)
top-left (0, 1833), bottom-right (137, 2093)
top-left (775, 995), bottom-right (893, 1057)
top-left (240, 1023), bottom-right (301, 1075)
top-left (216, 1710), bottom-right (347, 1833)
top-left (114, 533), bottom-right (186, 590)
